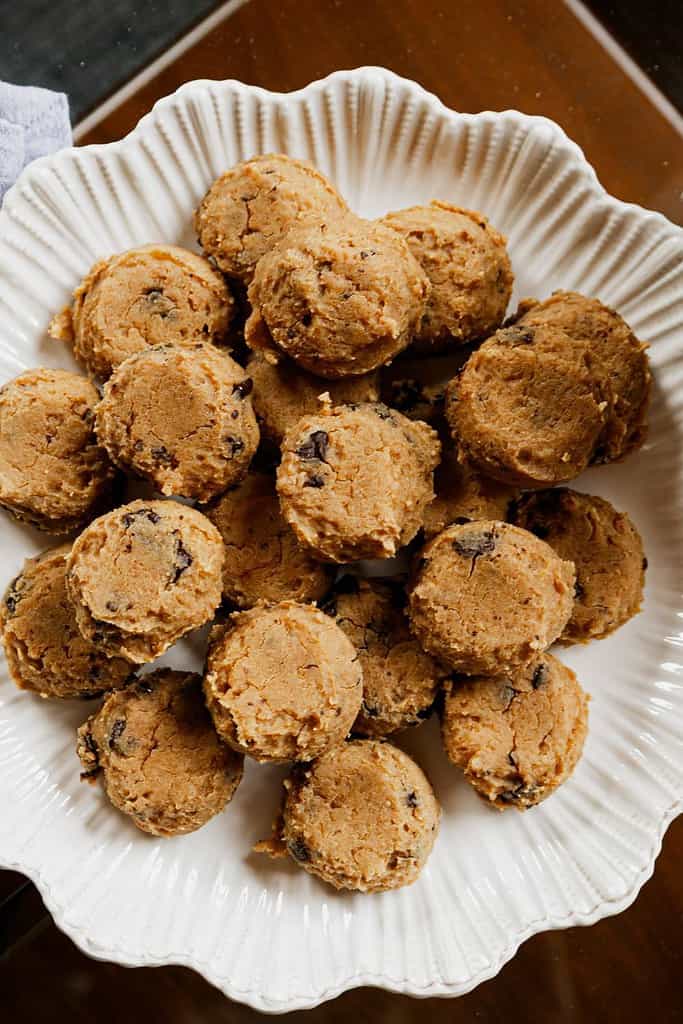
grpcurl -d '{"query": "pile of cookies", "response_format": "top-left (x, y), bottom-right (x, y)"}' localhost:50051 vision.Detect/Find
top-left (0, 153), bottom-right (650, 894)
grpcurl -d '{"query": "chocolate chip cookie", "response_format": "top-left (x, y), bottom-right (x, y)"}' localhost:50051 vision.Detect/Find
top-left (66, 500), bottom-right (224, 663)
top-left (512, 488), bottom-right (646, 642)
top-left (0, 368), bottom-right (115, 533)
top-left (96, 343), bottom-right (259, 501)
top-left (1, 545), bottom-right (134, 699)
top-left (77, 669), bottom-right (244, 836)
top-left (277, 402), bottom-right (441, 562)
top-left (408, 521), bottom-right (575, 674)
top-left (204, 471), bottom-right (332, 608)
top-left (245, 217), bottom-right (429, 378)
top-left (49, 244), bottom-right (234, 380)
top-left (204, 601), bottom-right (362, 762)
top-left (441, 654), bottom-right (589, 809)
top-left (381, 201), bottom-right (513, 351)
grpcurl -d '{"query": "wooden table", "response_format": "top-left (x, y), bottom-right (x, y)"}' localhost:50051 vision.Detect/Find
top-left (3, 1), bottom-right (683, 1019)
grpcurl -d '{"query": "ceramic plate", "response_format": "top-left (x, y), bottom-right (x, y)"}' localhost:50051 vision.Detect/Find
top-left (0, 68), bottom-right (682, 1013)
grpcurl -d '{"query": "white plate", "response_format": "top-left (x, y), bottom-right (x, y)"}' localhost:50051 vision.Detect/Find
top-left (0, 68), bottom-right (682, 1013)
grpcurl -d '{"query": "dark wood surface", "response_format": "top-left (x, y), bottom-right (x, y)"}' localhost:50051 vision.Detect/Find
top-left (3, 0), bottom-right (683, 1018)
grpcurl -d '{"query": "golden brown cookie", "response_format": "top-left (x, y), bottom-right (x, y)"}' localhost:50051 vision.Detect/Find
top-left (245, 217), bottom-right (429, 378)
top-left (267, 739), bottom-right (440, 892)
top-left (321, 577), bottom-right (445, 737)
top-left (194, 153), bottom-right (348, 284)
top-left (422, 445), bottom-right (518, 540)
top-left (203, 472), bottom-right (332, 608)
top-left (408, 521), bottom-right (575, 674)
top-left (512, 488), bottom-right (646, 643)
top-left (77, 669), bottom-right (244, 836)
top-left (49, 245), bottom-right (234, 380)
top-left (441, 654), bottom-right (589, 809)
top-left (277, 402), bottom-right (441, 562)
top-left (0, 545), bottom-right (134, 699)
top-left (513, 291), bottom-right (651, 462)
top-left (66, 500), bottom-right (224, 663)
top-left (381, 201), bottom-right (513, 351)
top-left (0, 368), bottom-right (115, 533)
top-left (96, 343), bottom-right (259, 501)
top-left (445, 323), bottom-right (607, 487)
top-left (203, 601), bottom-right (362, 763)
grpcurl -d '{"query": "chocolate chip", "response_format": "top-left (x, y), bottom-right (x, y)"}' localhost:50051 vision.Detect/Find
top-left (105, 600), bottom-right (118, 613)
top-left (143, 288), bottom-right (175, 319)
top-left (108, 718), bottom-right (127, 750)
top-left (4, 576), bottom-right (22, 615)
top-left (360, 249), bottom-right (377, 260)
top-left (361, 700), bottom-right (379, 718)
top-left (82, 730), bottom-right (98, 759)
top-left (453, 529), bottom-right (496, 559)
top-left (454, 516), bottom-right (471, 525)
top-left (642, 557), bottom-right (648, 571)
top-left (231, 410), bottom-right (239, 420)
top-left (373, 404), bottom-right (394, 421)
top-left (498, 783), bottom-right (540, 805)
top-left (304, 474), bottom-right (325, 488)
top-left (123, 507), bottom-right (161, 528)
top-left (295, 430), bottom-right (329, 462)
top-left (133, 439), bottom-right (144, 452)
top-left (151, 445), bottom-right (173, 466)
top-left (301, 311), bottom-right (313, 327)
top-left (287, 837), bottom-right (311, 862)
top-left (531, 663), bottom-right (549, 689)
top-left (224, 436), bottom-right (245, 457)
top-left (171, 537), bottom-right (193, 583)
top-left (503, 325), bottom-right (535, 346)
top-left (232, 377), bottom-right (253, 399)
top-left (406, 791), bottom-right (418, 808)
top-left (574, 578), bottom-right (585, 600)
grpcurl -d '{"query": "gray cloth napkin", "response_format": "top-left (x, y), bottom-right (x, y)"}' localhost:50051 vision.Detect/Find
top-left (0, 82), bottom-right (71, 204)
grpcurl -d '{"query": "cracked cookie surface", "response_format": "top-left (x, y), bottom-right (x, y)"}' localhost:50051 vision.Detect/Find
top-left (0, 368), bottom-right (115, 533)
top-left (1, 544), bottom-right (134, 698)
top-left (77, 669), bottom-right (243, 836)
top-left (96, 343), bottom-right (258, 501)
top-left (66, 499), bottom-right (224, 663)
top-left (49, 245), bottom-right (234, 380)
top-left (277, 402), bottom-right (441, 562)
top-left (204, 601), bottom-right (362, 763)
top-left (408, 520), bottom-right (575, 675)
top-left (441, 654), bottom-right (589, 809)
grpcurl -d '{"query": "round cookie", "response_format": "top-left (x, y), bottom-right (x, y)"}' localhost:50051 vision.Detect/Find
top-left (408, 520), bottom-right (575, 675)
top-left (422, 445), bottom-right (518, 540)
top-left (277, 402), bottom-right (441, 562)
top-left (66, 500), bottom-right (224, 663)
top-left (0, 545), bottom-right (134, 699)
top-left (96, 343), bottom-right (259, 501)
top-left (441, 653), bottom-right (589, 809)
top-left (0, 368), bottom-right (115, 533)
top-left (77, 669), bottom-right (243, 836)
top-left (446, 323), bottom-right (607, 487)
top-left (203, 601), bottom-right (362, 763)
top-left (514, 291), bottom-right (651, 462)
top-left (248, 352), bottom-right (379, 444)
top-left (245, 217), bottom-right (429, 378)
top-left (204, 472), bottom-right (332, 608)
top-left (512, 488), bottom-right (645, 643)
top-left (274, 740), bottom-right (440, 892)
top-left (381, 201), bottom-right (513, 351)
top-left (49, 245), bottom-right (234, 380)
top-left (321, 578), bottom-right (445, 737)
top-left (194, 153), bottom-right (348, 284)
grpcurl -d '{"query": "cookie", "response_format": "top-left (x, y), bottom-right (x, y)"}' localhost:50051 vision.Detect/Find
top-left (245, 217), bottom-right (429, 378)
top-left (445, 323), bottom-right (607, 487)
top-left (248, 352), bottom-right (379, 445)
top-left (204, 472), bottom-right (332, 608)
top-left (77, 669), bottom-right (243, 836)
top-left (194, 154), bottom-right (347, 284)
top-left (321, 578), bottom-right (445, 737)
top-left (441, 654), bottom-right (589, 809)
top-left (512, 488), bottom-right (646, 643)
top-left (381, 202), bottom-right (513, 351)
top-left (277, 402), bottom-right (441, 562)
top-left (408, 521), bottom-right (575, 675)
top-left (66, 500), bottom-right (224, 663)
top-left (96, 343), bottom-right (259, 501)
top-left (422, 445), bottom-right (517, 541)
top-left (0, 545), bottom-right (134, 699)
top-left (203, 601), bottom-right (362, 763)
top-left (513, 291), bottom-right (651, 462)
top-left (49, 245), bottom-right (234, 381)
top-left (0, 368), bottom-right (115, 533)
top-left (267, 740), bottom-right (440, 892)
